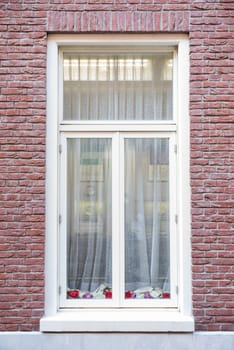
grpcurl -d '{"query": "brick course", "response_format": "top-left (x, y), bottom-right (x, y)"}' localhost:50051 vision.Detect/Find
top-left (0, 0), bottom-right (233, 331)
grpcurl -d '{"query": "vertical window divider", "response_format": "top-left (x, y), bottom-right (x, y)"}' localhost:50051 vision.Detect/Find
top-left (169, 133), bottom-right (178, 304)
top-left (119, 132), bottom-right (125, 306)
top-left (59, 133), bottom-right (68, 307)
top-left (112, 132), bottom-right (121, 306)
top-left (172, 49), bottom-right (178, 123)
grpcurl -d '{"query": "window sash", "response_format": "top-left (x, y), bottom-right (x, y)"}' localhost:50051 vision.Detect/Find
top-left (59, 131), bottom-right (178, 309)
top-left (58, 45), bottom-right (178, 309)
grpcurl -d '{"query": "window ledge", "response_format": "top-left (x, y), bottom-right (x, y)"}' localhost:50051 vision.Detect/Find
top-left (40, 310), bottom-right (194, 332)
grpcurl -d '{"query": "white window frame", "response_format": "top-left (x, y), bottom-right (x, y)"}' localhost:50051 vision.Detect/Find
top-left (40, 34), bottom-right (194, 332)
top-left (59, 132), bottom-right (177, 310)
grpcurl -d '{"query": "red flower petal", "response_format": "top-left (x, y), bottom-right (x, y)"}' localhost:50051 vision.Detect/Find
top-left (125, 290), bottom-right (132, 298)
top-left (67, 290), bottom-right (79, 298)
top-left (162, 292), bottom-right (170, 299)
top-left (104, 291), bottom-right (112, 299)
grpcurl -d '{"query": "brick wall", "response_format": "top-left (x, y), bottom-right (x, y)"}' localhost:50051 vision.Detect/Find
top-left (0, 0), bottom-right (233, 331)
top-left (190, 4), bottom-right (234, 330)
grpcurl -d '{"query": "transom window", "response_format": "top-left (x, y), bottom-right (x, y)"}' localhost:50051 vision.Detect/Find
top-left (59, 49), bottom-right (178, 308)
top-left (63, 54), bottom-right (173, 121)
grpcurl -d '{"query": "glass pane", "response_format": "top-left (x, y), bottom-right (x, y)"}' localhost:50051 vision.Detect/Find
top-left (124, 138), bottom-right (170, 299)
top-left (67, 138), bottom-right (112, 300)
top-left (63, 54), bottom-right (173, 121)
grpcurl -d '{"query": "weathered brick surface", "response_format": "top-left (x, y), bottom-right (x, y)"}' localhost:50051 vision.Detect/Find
top-left (0, 0), bottom-right (233, 331)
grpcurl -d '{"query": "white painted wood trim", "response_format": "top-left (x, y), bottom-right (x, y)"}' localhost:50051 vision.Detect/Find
top-left (177, 38), bottom-right (192, 316)
top-left (43, 34), bottom-right (193, 331)
top-left (45, 38), bottom-right (60, 316)
top-left (40, 310), bottom-right (194, 332)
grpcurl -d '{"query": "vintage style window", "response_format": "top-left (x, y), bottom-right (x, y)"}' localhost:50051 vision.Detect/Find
top-left (41, 35), bottom-right (193, 332)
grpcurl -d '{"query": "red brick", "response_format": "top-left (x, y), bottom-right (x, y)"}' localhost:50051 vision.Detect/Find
top-left (1, 0), bottom-right (234, 332)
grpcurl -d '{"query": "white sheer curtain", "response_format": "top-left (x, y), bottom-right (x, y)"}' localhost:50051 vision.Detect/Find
top-left (67, 139), bottom-right (112, 293)
top-left (65, 55), bottom-right (172, 298)
top-left (63, 54), bottom-right (173, 121)
top-left (125, 139), bottom-right (170, 293)
top-left (67, 138), bottom-right (170, 297)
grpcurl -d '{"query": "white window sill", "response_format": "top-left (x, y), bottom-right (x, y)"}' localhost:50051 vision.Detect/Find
top-left (40, 309), bottom-right (194, 332)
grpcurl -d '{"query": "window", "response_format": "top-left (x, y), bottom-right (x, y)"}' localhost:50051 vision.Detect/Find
top-left (41, 35), bottom-right (193, 332)
top-left (60, 52), bottom-right (176, 308)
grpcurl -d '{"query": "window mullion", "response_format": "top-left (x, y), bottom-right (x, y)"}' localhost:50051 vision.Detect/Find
top-left (112, 132), bottom-right (121, 305)
top-left (59, 134), bottom-right (68, 307)
top-left (119, 132), bottom-right (125, 306)
top-left (169, 133), bottom-right (178, 304)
